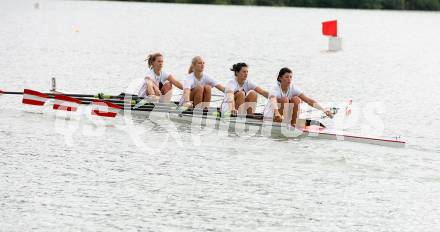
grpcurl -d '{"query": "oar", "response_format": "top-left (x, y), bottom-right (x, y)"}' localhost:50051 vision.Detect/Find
top-left (72, 96), bottom-right (222, 112)
top-left (2, 89), bottom-right (225, 102)
top-left (0, 90), bottom-right (126, 99)
top-left (77, 95), bottom-right (329, 123)
top-left (256, 101), bottom-right (340, 118)
top-left (71, 98), bottom-right (269, 121)
top-left (3, 89), bottom-right (324, 127)
top-left (174, 92), bottom-right (223, 98)
top-left (68, 96), bottom-right (226, 116)
top-left (0, 91), bottom-right (23, 95)
top-left (3, 89), bottom-right (324, 124)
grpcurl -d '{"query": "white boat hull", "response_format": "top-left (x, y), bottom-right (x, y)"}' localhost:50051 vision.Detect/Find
top-left (123, 109), bottom-right (406, 148)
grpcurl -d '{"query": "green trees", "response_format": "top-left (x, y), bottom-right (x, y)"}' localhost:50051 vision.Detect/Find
top-left (406, 0), bottom-right (440, 10)
top-left (283, 0), bottom-right (440, 10)
top-left (115, 0), bottom-right (440, 10)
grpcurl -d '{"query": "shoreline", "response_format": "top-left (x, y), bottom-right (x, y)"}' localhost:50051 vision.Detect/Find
top-left (97, 0), bottom-right (440, 11)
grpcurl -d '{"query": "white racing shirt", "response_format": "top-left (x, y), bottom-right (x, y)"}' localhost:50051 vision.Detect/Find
top-left (263, 83), bottom-right (302, 118)
top-left (183, 72), bottom-right (218, 89)
top-left (221, 77), bottom-right (257, 113)
top-left (179, 72), bottom-right (218, 105)
top-left (138, 69), bottom-right (170, 97)
top-left (225, 78), bottom-right (257, 94)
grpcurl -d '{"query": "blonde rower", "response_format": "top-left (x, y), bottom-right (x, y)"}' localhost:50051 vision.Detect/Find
top-left (264, 67), bottom-right (333, 126)
top-left (222, 63), bottom-right (268, 115)
top-left (138, 53), bottom-right (183, 101)
top-left (182, 56), bottom-right (224, 109)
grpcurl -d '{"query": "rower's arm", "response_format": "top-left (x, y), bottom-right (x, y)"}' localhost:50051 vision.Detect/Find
top-left (183, 88), bottom-right (191, 103)
top-left (299, 93), bottom-right (327, 112)
top-left (255, 87), bottom-right (269, 98)
top-left (167, 75), bottom-right (183, 90)
top-left (226, 90), bottom-right (235, 112)
top-left (270, 96), bottom-right (282, 117)
top-left (215, 84), bottom-right (225, 93)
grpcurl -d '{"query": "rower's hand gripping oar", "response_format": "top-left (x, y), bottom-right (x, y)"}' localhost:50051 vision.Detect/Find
top-left (321, 99), bottom-right (352, 119)
top-left (322, 107), bottom-right (337, 119)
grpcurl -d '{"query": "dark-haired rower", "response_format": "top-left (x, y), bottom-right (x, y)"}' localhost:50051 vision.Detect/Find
top-left (221, 63), bottom-right (268, 115)
top-left (263, 67), bottom-right (333, 126)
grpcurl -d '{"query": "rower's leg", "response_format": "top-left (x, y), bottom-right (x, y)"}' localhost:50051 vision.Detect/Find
top-left (160, 82), bottom-right (173, 102)
top-left (277, 97), bottom-right (289, 117)
top-left (245, 90), bottom-right (257, 114)
top-left (202, 85), bottom-right (212, 109)
top-left (290, 96), bottom-right (301, 126)
top-left (234, 91), bottom-right (245, 114)
top-left (191, 85), bottom-right (204, 108)
top-left (146, 79), bottom-right (156, 97)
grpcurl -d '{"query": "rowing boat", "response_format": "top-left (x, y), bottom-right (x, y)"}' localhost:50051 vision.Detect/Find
top-left (2, 89), bottom-right (406, 148)
top-left (73, 96), bottom-right (405, 148)
top-left (121, 101), bottom-right (405, 148)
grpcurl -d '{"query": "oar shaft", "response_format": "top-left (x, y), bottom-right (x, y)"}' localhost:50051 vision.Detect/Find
top-left (1, 90), bottom-right (143, 100)
top-left (2, 91), bottom-right (23, 95)
top-left (73, 97), bottom-right (228, 113)
top-left (72, 97), bottom-right (270, 120)
top-left (78, 97), bottom-right (224, 114)
top-left (1, 91), bottom-right (98, 98)
top-left (2, 90), bottom-right (224, 102)
top-left (4, 90), bottom-right (323, 126)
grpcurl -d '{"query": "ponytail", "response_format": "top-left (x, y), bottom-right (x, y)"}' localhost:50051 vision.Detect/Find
top-left (145, 52), bottom-right (162, 68)
top-left (188, 56), bottom-right (202, 74)
top-left (277, 67), bottom-right (292, 82)
top-left (188, 64), bottom-right (194, 74)
top-left (230, 62), bottom-right (248, 76)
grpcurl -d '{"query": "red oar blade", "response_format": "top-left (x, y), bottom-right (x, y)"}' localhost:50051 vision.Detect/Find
top-left (22, 89), bottom-right (49, 106)
top-left (53, 94), bottom-right (82, 111)
top-left (91, 100), bottom-right (122, 118)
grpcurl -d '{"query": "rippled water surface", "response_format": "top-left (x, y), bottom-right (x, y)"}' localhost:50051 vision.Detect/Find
top-left (1, 0), bottom-right (440, 231)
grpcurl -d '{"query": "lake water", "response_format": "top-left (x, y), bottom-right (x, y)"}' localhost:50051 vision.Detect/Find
top-left (1, 0), bottom-right (439, 231)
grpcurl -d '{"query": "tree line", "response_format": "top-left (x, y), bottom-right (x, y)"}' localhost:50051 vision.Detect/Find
top-left (114, 0), bottom-right (440, 10)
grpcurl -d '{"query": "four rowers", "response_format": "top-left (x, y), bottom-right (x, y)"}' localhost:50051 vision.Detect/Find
top-left (138, 52), bottom-right (333, 126)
